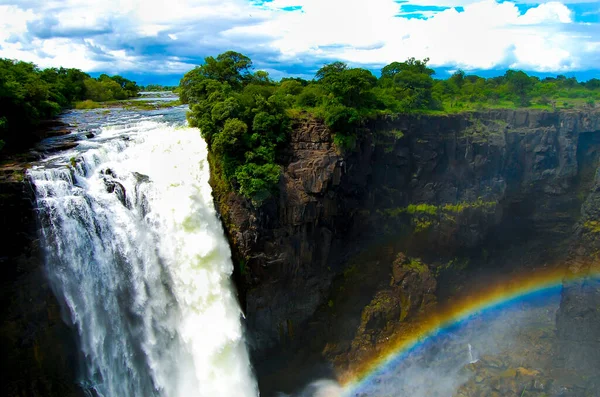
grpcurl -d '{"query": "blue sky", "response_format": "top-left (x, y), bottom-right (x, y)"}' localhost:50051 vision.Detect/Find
top-left (0, 0), bottom-right (599, 85)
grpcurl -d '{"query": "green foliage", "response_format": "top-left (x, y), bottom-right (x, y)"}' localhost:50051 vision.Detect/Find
top-left (179, 50), bottom-right (600, 206)
top-left (180, 52), bottom-right (289, 204)
top-left (183, 51), bottom-right (253, 93)
top-left (235, 162), bottom-right (281, 204)
top-left (75, 100), bottom-right (102, 109)
top-left (140, 84), bottom-right (177, 91)
top-left (434, 70), bottom-right (600, 112)
top-left (433, 257), bottom-right (470, 277)
top-left (0, 58), bottom-right (140, 152)
top-left (381, 200), bottom-right (496, 234)
top-left (83, 74), bottom-right (140, 102)
top-left (379, 57), bottom-right (438, 111)
top-left (405, 257), bottom-right (428, 274)
top-left (583, 220), bottom-right (600, 234)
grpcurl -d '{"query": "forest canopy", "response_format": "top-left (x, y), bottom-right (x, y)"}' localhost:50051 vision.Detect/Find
top-left (0, 59), bottom-right (140, 151)
top-left (180, 51), bottom-right (599, 204)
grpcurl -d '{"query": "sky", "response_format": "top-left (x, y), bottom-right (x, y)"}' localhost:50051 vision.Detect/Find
top-left (0, 0), bottom-right (599, 85)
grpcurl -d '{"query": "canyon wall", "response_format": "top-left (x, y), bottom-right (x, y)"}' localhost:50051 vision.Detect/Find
top-left (211, 109), bottom-right (600, 393)
top-left (0, 164), bottom-right (81, 397)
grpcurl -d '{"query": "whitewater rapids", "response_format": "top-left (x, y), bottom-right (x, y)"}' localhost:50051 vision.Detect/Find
top-left (29, 112), bottom-right (258, 397)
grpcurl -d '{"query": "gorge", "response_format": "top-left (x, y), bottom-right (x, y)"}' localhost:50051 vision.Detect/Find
top-left (1, 105), bottom-right (600, 397)
top-left (212, 108), bottom-right (600, 395)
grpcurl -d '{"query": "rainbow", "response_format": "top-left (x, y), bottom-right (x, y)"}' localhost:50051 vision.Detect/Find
top-left (340, 263), bottom-right (600, 394)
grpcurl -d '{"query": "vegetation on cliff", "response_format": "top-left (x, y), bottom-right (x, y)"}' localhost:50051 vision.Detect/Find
top-left (179, 51), bottom-right (600, 203)
top-left (0, 59), bottom-right (140, 152)
top-left (179, 51), bottom-right (291, 204)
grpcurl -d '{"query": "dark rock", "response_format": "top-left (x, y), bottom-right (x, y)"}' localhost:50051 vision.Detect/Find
top-left (102, 178), bottom-right (127, 206)
top-left (39, 141), bottom-right (78, 153)
top-left (210, 109), bottom-right (600, 395)
top-left (0, 172), bottom-right (82, 397)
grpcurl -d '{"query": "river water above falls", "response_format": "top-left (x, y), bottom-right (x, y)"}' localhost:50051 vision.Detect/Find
top-left (28, 103), bottom-right (258, 397)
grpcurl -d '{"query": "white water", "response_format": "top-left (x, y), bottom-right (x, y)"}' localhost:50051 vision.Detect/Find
top-left (29, 115), bottom-right (257, 397)
top-left (468, 343), bottom-right (478, 364)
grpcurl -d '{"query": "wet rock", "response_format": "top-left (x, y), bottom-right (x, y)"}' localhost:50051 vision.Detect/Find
top-left (39, 141), bottom-right (79, 153)
top-left (132, 172), bottom-right (150, 184)
top-left (101, 169), bottom-right (127, 206)
top-left (391, 253), bottom-right (437, 318)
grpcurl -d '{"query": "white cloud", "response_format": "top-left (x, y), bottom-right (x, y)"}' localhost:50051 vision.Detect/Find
top-left (244, 0), bottom-right (596, 72)
top-left (0, 0), bottom-right (598, 78)
top-left (517, 1), bottom-right (572, 24)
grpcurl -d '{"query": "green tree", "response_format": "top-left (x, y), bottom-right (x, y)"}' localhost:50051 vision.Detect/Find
top-left (379, 58), bottom-right (437, 110)
top-left (504, 70), bottom-right (535, 106)
top-left (201, 51), bottom-right (252, 89)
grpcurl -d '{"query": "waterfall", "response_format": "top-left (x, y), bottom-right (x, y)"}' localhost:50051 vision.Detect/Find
top-left (468, 343), bottom-right (478, 364)
top-left (29, 116), bottom-right (258, 397)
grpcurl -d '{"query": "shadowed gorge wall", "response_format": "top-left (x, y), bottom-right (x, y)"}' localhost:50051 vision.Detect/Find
top-left (0, 167), bottom-right (82, 397)
top-left (210, 109), bottom-right (600, 394)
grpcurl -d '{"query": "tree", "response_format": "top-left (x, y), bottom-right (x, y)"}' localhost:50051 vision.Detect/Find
top-left (449, 69), bottom-right (466, 89)
top-left (315, 61), bottom-right (348, 81)
top-left (317, 66), bottom-right (377, 108)
top-left (380, 58), bottom-right (437, 110)
top-left (504, 70), bottom-right (534, 106)
top-left (201, 51), bottom-right (252, 89)
top-left (250, 70), bottom-right (273, 85)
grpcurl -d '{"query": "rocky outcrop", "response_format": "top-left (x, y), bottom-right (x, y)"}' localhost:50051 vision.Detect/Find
top-left (211, 109), bottom-right (600, 393)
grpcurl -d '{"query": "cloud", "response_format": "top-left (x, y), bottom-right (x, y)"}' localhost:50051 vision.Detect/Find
top-left (241, 0), bottom-right (593, 72)
top-left (0, 0), bottom-right (598, 83)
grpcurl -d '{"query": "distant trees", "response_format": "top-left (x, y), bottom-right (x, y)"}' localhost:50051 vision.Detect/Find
top-left (0, 58), bottom-right (140, 152)
top-left (140, 84), bottom-right (178, 91)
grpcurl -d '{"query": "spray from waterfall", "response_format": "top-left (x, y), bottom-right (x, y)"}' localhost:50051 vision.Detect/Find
top-left (29, 113), bottom-right (257, 397)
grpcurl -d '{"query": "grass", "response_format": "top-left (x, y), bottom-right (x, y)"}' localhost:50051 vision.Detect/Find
top-left (74, 100), bottom-right (103, 109)
top-left (435, 96), bottom-right (598, 114)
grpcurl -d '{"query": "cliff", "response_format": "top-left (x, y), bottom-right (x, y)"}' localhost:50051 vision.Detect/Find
top-left (0, 159), bottom-right (81, 397)
top-left (210, 109), bottom-right (600, 394)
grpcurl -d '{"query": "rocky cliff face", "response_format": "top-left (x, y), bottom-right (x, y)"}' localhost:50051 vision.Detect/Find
top-left (555, 163), bottom-right (600, 377)
top-left (211, 109), bottom-right (600, 393)
top-left (0, 162), bottom-right (81, 397)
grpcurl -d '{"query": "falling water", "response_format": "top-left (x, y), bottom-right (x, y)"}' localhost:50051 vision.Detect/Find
top-left (28, 109), bottom-right (257, 397)
top-left (468, 343), bottom-right (478, 364)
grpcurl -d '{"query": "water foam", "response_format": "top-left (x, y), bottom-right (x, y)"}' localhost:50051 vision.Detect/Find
top-left (30, 117), bottom-right (257, 397)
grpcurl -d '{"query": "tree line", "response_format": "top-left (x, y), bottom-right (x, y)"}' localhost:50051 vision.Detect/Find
top-left (179, 51), bottom-right (599, 204)
top-left (0, 59), bottom-right (140, 152)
